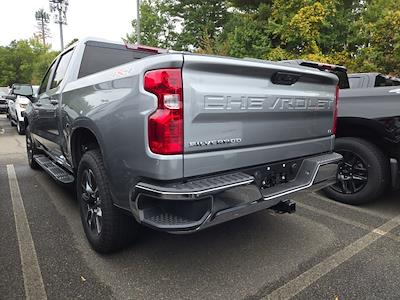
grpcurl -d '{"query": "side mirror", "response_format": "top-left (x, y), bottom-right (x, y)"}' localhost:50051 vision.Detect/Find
top-left (5, 95), bottom-right (16, 101)
top-left (12, 84), bottom-right (33, 97)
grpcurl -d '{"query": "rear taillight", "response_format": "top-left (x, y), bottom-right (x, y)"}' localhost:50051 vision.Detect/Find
top-left (144, 68), bottom-right (183, 155)
top-left (333, 85), bottom-right (339, 135)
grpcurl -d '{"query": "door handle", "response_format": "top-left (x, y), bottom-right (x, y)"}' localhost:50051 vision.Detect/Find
top-left (35, 103), bottom-right (42, 107)
top-left (50, 99), bottom-right (59, 105)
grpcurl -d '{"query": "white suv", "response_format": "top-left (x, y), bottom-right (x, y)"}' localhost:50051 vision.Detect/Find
top-left (8, 85), bottom-right (38, 134)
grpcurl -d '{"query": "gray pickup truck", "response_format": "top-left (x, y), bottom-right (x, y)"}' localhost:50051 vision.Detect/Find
top-left (14, 38), bottom-right (341, 253)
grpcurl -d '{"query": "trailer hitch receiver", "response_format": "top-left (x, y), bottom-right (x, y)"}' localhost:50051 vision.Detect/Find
top-left (270, 200), bottom-right (296, 214)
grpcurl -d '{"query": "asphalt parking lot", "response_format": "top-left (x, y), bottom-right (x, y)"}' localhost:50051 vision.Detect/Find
top-left (1, 114), bottom-right (400, 300)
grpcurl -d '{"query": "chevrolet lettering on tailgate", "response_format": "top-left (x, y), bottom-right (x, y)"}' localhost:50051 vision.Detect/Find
top-left (204, 95), bottom-right (333, 111)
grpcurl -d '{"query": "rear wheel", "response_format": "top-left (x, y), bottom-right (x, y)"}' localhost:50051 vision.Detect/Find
top-left (77, 149), bottom-right (139, 253)
top-left (324, 137), bottom-right (389, 204)
top-left (25, 126), bottom-right (40, 169)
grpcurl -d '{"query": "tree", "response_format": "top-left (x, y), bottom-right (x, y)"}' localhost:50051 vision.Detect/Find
top-left (35, 9), bottom-right (51, 46)
top-left (229, 0), bottom-right (273, 11)
top-left (0, 39), bottom-right (58, 86)
top-left (171, 0), bottom-right (229, 50)
top-left (223, 11), bottom-right (271, 58)
top-left (126, 0), bottom-right (400, 75)
top-left (126, 0), bottom-right (175, 48)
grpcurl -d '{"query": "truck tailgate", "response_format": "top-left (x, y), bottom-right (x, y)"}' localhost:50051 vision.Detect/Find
top-left (182, 55), bottom-right (338, 177)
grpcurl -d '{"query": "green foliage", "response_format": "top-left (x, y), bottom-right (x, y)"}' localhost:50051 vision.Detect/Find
top-left (170, 0), bottom-right (229, 50)
top-left (228, 0), bottom-right (273, 11)
top-left (132, 0), bottom-right (400, 75)
top-left (0, 39), bottom-right (58, 86)
top-left (125, 0), bottom-right (175, 48)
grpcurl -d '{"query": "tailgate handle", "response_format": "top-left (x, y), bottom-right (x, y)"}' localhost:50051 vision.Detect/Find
top-left (271, 72), bottom-right (301, 85)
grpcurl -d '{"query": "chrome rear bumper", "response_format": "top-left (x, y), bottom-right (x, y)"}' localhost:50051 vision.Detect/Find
top-left (130, 152), bottom-right (342, 233)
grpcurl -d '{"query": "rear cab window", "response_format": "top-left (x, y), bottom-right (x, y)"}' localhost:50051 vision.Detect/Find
top-left (78, 41), bottom-right (156, 78)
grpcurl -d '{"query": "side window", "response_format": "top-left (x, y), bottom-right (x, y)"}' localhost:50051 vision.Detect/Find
top-left (373, 75), bottom-right (400, 87)
top-left (38, 62), bottom-right (56, 95)
top-left (374, 75), bottom-right (387, 87)
top-left (392, 80), bottom-right (400, 86)
top-left (50, 49), bottom-right (74, 90)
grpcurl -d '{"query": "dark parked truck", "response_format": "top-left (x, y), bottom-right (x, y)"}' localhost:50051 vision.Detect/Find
top-left (330, 76), bottom-right (400, 204)
top-left (17, 38), bottom-right (341, 253)
top-left (348, 72), bottom-right (400, 89)
top-left (282, 61), bottom-right (400, 205)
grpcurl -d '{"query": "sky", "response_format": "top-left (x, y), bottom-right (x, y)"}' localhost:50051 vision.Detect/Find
top-left (0, 0), bottom-right (138, 50)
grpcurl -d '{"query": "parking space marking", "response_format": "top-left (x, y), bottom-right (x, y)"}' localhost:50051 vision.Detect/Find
top-left (263, 213), bottom-right (400, 300)
top-left (298, 202), bottom-right (374, 231)
top-left (7, 164), bottom-right (47, 300)
top-left (309, 192), bottom-right (391, 220)
top-left (298, 202), bottom-right (400, 243)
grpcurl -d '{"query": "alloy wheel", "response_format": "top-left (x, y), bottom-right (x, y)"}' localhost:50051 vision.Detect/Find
top-left (331, 150), bottom-right (368, 194)
top-left (81, 169), bottom-right (102, 235)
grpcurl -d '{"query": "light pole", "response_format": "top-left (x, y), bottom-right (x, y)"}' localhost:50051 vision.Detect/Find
top-left (136, 0), bottom-right (140, 44)
top-left (49, 0), bottom-right (69, 51)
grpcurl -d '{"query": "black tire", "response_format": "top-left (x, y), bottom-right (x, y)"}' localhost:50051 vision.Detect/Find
top-left (324, 137), bottom-right (389, 205)
top-left (10, 117), bottom-right (15, 127)
top-left (77, 149), bottom-right (139, 253)
top-left (17, 121), bottom-right (25, 135)
top-left (25, 126), bottom-right (40, 170)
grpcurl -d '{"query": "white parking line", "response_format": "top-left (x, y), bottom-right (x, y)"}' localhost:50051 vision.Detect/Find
top-left (262, 214), bottom-right (400, 300)
top-left (7, 164), bottom-right (47, 300)
top-left (309, 192), bottom-right (392, 220)
top-left (298, 201), bottom-right (400, 243)
top-left (298, 202), bottom-right (374, 231)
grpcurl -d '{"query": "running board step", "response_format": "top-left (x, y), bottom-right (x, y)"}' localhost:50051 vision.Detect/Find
top-left (34, 154), bottom-right (74, 184)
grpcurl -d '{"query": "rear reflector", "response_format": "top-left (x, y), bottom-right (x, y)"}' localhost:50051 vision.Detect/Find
top-left (144, 68), bottom-right (183, 155)
top-left (333, 85), bottom-right (339, 135)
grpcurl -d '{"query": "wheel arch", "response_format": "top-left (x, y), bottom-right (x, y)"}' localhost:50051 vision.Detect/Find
top-left (336, 117), bottom-right (396, 158)
top-left (70, 124), bottom-right (105, 171)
